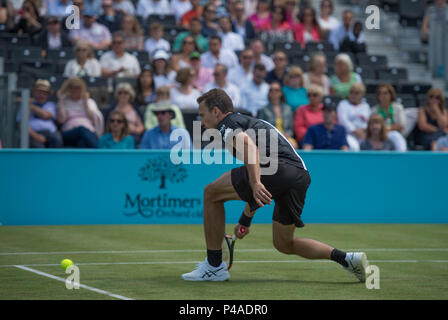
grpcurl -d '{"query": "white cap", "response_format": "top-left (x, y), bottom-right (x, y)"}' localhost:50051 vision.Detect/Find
top-left (152, 50), bottom-right (170, 61)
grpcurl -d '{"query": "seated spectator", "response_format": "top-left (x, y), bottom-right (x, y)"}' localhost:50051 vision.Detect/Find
top-left (294, 84), bottom-right (325, 144)
top-left (339, 21), bottom-right (366, 54)
top-left (100, 32), bottom-right (141, 78)
top-left (190, 51), bottom-right (214, 92)
top-left (329, 9), bottom-right (355, 51)
top-left (119, 14), bottom-right (144, 50)
top-left (259, 5), bottom-right (294, 43)
top-left (302, 104), bottom-right (348, 150)
top-left (33, 16), bottom-right (71, 52)
top-left (337, 83), bottom-right (370, 150)
top-left (371, 84), bottom-right (407, 151)
top-left (105, 82), bottom-right (145, 144)
top-left (56, 77), bottom-right (103, 148)
top-left (172, 35), bottom-right (196, 71)
top-left (97, 0), bottom-right (123, 33)
top-left (227, 48), bottom-right (254, 88)
top-left (63, 40), bottom-right (102, 78)
top-left (303, 53), bottom-right (330, 95)
top-left (140, 104), bottom-right (191, 149)
top-left (171, 0), bottom-right (192, 24)
top-left (329, 53), bottom-right (362, 99)
top-left (47, 0), bottom-right (72, 18)
top-left (232, 0), bottom-right (256, 40)
top-left (284, 0), bottom-right (300, 25)
top-left (240, 63), bottom-right (269, 116)
top-left (135, 69), bottom-right (157, 112)
top-left (16, 79), bottom-right (63, 148)
top-left (84, 0), bottom-right (102, 15)
top-left (204, 64), bottom-right (241, 108)
top-left (152, 49), bottom-right (177, 88)
top-left (294, 6), bottom-right (322, 48)
top-left (421, 0), bottom-right (447, 43)
top-left (317, 0), bottom-right (339, 34)
top-left (435, 134), bottom-right (448, 151)
top-left (218, 15), bottom-right (245, 51)
top-left (266, 50), bottom-right (288, 85)
top-left (144, 22), bottom-right (171, 56)
top-left (200, 2), bottom-right (219, 38)
top-left (415, 88), bottom-right (448, 150)
top-left (250, 39), bottom-right (274, 72)
top-left (282, 66), bottom-right (309, 112)
top-left (360, 114), bottom-right (396, 151)
top-left (98, 110), bottom-right (135, 149)
top-left (258, 81), bottom-right (297, 149)
top-left (181, 0), bottom-right (202, 28)
top-left (200, 35), bottom-right (239, 70)
top-left (69, 7), bottom-right (112, 50)
top-left (144, 86), bottom-right (186, 130)
top-left (248, 0), bottom-right (271, 32)
top-left (0, 1), bottom-right (10, 29)
top-left (136, 0), bottom-right (170, 20)
top-left (170, 67), bottom-right (201, 109)
top-left (11, 0), bottom-right (43, 37)
top-left (113, 0), bottom-right (135, 15)
top-left (173, 17), bottom-right (209, 53)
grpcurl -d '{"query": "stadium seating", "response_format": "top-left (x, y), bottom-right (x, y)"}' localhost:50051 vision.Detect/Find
top-left (398, 0), bottom-right (425, 27)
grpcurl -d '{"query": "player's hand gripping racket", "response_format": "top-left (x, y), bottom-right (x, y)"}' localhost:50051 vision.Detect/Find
top-left (222, 226), bottom-right (247, 270)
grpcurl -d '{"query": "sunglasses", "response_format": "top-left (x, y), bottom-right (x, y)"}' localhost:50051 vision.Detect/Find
top-left (429, 94), bottom-right (441, 99)
top-left (307, 93), bottom-right (319, 98)
top-left (183, 41), bottom-right (195, 45)
top-left (154, 111), bottom-right (169, 115)
top-left (118, 91), bottom-right (129, 95)
top-left (110, 119), bottom-right (124, 124)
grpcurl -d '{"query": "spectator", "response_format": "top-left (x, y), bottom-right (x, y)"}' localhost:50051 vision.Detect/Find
top-left (294, 6), bottom-right (322, 48)
top-left (181, 0), bottom-right (202, 27)
top-left (339, 20), bottom-right (366, 54)
top-left (100, 32), bottom-right (141, 78)
top-left (135, 69), bottom-right (157, 111)
top-left (200, 35), bottom-right (238, 70)
top-left (282, 66), bottom-right (309, 112)
top-left (84, 0), bottom-right (102, 15)
top-left (172, 35), bottom-right (196, 71)
top-left (144, 86), bottom-right (186, 130)
top-left (329, 9), bottom-right (354, 51)
top-left (266, 50), bottom-right (288, 85)
top-left (250, 39), bottom-right (274, 72)
top-left (98, 110), bottom-right (135, 149)
top-left (56, 77), bottom-right (103, 148)
top-left (337, 82), bottom-right (370, 151)
top-left (47, 0), bottom-right (72, 18)
top-left (329, 53), bottom-right (362, 99)
top-left (232, 0), bottom-right (256, 40)
top-left (113, 0), bottom-right (135, 15)
top-left (0, 1), bottom-right (10, 29)
top-left (140, 104), bottom-right (191, 149)
top-left (69, 7), bottom-right (112, 50)
top-left (63, 40), bottom-right (102, 77)
top-left (294, 84), bottom-right (325, 144)
top-left (152, 49), bottom-right (177, 88)
top-left (248, 0), bottom-right (271, 32)
top-left (317, 0), bottom-right (339, 34)
top-left (303, 53), bottom-right (330, 96)
top-left (190, 51), bottom-right (214, 92)
top-left (33, 15), bottom-right (71, 52)
top-left (119, 14), bottom-right (144, 50)
top-left (11, 0), bottom-right (43, 36)
top-left (240, 62), bottom-right (269, 116)
top-left (97, 0), bottom-right (123, 33)
top-left (171, 0), bottom-right (192, 24)
top-left (218, 15), bottom-right (245, 51)
top-left (435, 134), bottom-right (448, 151)
top-left (173, 17), bottom-right (209, 53)
top-left (16, 79), bottom-right (63, 148)
top-left (371, 84), bottom-right (407, 151)
top-left (144, 22), bottom-right (171, 56)
top-left (136, 0), bottom-right (170, 20)
top-left (227, 48), bottom-right (254, 88)
top-left (200, 2), bottom-right (219, 38)
top-left (415, 88), bottom-right (448, 150)
top-left (302, 104), bottom-right (349, 150)
top-left (204, 64), bottom-right (241, 108)
top-left (170, 67), bottom-right (201, 109)
top-left (360, 114), bottom-right (396, 151)
top-left (421, 0), bottom-right (447, 43)
top-left (105, 82), bottom-right (145, 144)
top-left (258, 81), bottom-right (297, 149)
top-left (284, 0), bottom-right (299, 24)
top-left (259, 5), bottom-right (294, 43)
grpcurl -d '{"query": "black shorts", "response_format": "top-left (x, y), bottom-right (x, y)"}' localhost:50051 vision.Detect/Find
top-left (231, 161), bottom-right (311, 228)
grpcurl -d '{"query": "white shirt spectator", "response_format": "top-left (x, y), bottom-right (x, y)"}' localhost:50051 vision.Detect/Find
top-left (227, 65), bottom-right (253, 88)
top-left (201, 49), bottom-right (239, 70)
top-left (203, 81), bottom-right (241, 108)
top-left (99, 51), bottom-right (141, 77)
top-left (63, 58), bottom-right (102, 78)
top-left (318, 16), bottom-right (340, 32)
top-left (240, 80), bottom-right (270, 116)
top-left (170, 0), bottom-right (192, 23)
top-left (144, 37), bottom-right (171, 56)
top-left (337, 99), bottom-right (371, 133)
top-left (169, 87), bottom-right (201, 109)
top-left (252, 55), bottom-right (274, 72)
top-left (154, 71), bottom-right (177, 88)
top-left (136, 0), bottom-right (171, 18)
top-left (113, 0), bottom-right (135, 15)
top-left (219, 31), bottom-right (245, 51)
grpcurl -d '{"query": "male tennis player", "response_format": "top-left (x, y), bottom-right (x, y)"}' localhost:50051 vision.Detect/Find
top-left (181, 89), bottom-right (368, 282)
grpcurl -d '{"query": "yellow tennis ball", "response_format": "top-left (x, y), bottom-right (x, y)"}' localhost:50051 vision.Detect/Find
top-left (61, 259), bottom-right (73, 270)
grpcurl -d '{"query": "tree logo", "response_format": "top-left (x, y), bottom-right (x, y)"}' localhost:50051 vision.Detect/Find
top-left (139, 157), bottom-right (187, 189)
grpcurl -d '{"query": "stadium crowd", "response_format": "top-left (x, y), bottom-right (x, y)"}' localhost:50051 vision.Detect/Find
top-left (1, 0), bottom-right (448, 151)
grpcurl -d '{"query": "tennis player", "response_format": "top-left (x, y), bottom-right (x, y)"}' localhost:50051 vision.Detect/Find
top-left (182, 89), bottom-right (368, 282)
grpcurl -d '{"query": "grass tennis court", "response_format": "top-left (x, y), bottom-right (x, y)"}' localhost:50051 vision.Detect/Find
top-left (0, 224), bottom-right (447, 300)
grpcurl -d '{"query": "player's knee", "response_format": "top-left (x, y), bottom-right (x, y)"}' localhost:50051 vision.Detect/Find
top-left (203, 182), bottom-right (218, 202)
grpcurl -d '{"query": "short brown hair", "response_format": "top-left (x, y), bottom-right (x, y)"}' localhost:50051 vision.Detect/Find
top-left (376, 83), bottom-right (397, 102)
top-left (367, 114), bottom-right (387, 142)
top-left (197, 88), bottom-right (234, 113)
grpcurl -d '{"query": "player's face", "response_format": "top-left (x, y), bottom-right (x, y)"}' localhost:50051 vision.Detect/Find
top-left (198, 102), bottom-right (219, 129)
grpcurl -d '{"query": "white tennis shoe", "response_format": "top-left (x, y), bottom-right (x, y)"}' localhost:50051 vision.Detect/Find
top-left (182, 259), bottom-right (230, 281)
top-left (344, 252), bottom-right (368, 282)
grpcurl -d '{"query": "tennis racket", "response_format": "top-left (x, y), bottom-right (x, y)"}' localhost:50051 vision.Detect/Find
top-left (222, 226), bottom-right (247, 270)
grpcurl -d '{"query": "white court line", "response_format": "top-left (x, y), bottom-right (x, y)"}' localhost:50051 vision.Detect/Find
top-left (13, 265), bottom-right (134, 300)
top-left (1, 248), bottom-right (448, 256)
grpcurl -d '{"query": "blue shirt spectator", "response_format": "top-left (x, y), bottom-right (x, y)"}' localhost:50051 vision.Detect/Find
top-left (47, 0), bottom-right (73, 18)
top-left (329, 10), bottom-right (355, 51)
top-left (140, 125), bottom-right (191, 149)
top-left (84, 0), bottom-right (102, 15)
top-left (98, 133), bottom-right (135, 149)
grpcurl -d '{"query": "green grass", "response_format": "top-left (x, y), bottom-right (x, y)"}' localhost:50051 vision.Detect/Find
top-left (0, 224), bottom-right (447, 300)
